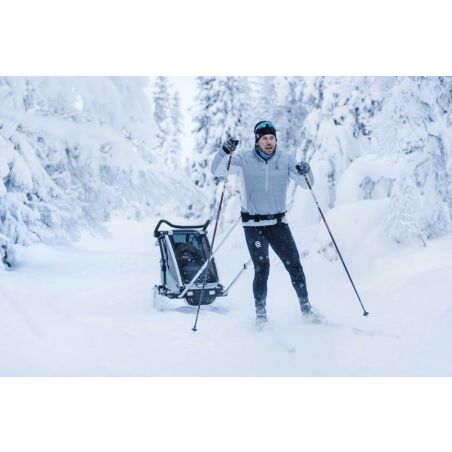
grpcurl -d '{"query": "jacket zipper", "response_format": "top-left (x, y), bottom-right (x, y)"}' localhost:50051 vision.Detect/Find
top-left (265, 161), bottom-right (268, 192)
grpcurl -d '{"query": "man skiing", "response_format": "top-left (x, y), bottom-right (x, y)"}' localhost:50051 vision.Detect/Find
top-left (211, 120), bottom-right (317, 329)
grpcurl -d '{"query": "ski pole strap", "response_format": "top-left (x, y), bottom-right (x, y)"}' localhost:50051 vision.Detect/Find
top-left (241, 211), bottom-right (286, 223)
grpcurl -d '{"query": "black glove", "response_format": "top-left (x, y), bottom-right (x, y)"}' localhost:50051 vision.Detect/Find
top-left (222, 138), bottom-right (239, 155)
top-left (296, 161), bottom-right (311, 176)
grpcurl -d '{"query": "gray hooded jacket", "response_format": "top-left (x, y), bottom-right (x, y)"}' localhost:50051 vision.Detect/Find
top-left (211, 146), bottom-right (314, 226)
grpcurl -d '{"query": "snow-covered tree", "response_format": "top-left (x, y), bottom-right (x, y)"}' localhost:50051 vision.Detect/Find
top-left (274, 77), bottom-right (307, 158)
top-left (0, 77), bottom-right (201, 247)
top-left (300, 77), bottom-right (388, 211)
top-left (168, 91), bottom-right (184, 168)
top-left (382, 77), bottom-right (452, 243)
top-left (189, 76), bottom-right (252, 222)
top-left (266, 77), bottom-right (309, 211)
top-left (0, 120), bottom-right (82, 245)
top-left (253, 77), bottom-right (307, 158)
top-left (152, 76), bottom-right (172, 160)
top-left (431, 76), bottom-right (452, 220)
top-left (253, 76), bottom-right (277, 120)
top-left (152, 77), bottom-right (184, 169)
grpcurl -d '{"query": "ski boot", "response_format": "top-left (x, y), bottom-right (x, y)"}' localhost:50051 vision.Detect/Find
top-left (256, 312), bottom-right (268, 331)
top-left (299, 298), bottom-right (323, 324)
top-left (255, 299), bottom-right (268, 332)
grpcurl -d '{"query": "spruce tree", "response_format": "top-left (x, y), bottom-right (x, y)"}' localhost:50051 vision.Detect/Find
top-left (152, 77), bottom-right (184, 169)
top-left (383, 77), bottom-right (451, 243)
top-left (152, 76), bottom-right (171, 162)
top-left (190, 76), bottom-right (252, 222)
top-left (168, 90), bottom-right (183, 169)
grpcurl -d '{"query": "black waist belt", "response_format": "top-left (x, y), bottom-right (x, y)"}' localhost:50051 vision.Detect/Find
top-left (241, 211), bottom-right (286, 223)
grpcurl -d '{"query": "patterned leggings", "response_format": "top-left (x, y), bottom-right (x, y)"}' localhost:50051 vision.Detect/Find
top-left (243, 222), bottom-right (308, 312)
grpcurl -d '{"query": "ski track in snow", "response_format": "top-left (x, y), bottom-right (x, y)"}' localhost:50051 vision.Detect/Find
top-left (1, 217), bottom-right (452, 376)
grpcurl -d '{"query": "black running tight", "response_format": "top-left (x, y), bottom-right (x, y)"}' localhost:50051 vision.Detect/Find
top-left (243, 222), bottom-right (309, 309)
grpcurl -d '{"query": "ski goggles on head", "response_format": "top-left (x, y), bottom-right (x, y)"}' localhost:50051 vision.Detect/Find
top-left (255, 121), bottom-right (275, 131)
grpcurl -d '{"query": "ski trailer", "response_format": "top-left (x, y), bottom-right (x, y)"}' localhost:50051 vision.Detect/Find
top-left (153, 219), bottom-right (227, 307)
top-left (152, 217), bottom-right (251, 312)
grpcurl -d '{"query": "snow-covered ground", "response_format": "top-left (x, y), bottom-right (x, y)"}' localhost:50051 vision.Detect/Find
top-left (1, 215), bottom-right (452, 376)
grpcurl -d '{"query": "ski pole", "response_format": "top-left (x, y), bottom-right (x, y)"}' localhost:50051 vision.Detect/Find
top-left (192, 141), bottom-right (238, 332)
top-left (223, 259), bottom-right (252, 295)
top-left (303, 174), bottom-right (369, 316)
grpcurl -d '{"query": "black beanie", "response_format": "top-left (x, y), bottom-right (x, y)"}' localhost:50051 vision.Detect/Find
top-left (254, 121), bottom-right (277, 142)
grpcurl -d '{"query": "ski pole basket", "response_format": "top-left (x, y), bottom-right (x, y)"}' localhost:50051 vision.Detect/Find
top-left (153, 219), bottom-right (226, 306)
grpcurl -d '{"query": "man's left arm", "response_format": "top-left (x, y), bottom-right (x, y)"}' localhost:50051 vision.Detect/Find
top-left (289, 159), bottom-right (314, 189)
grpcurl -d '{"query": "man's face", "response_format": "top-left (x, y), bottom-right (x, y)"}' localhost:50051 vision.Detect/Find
top-left (257, 134), bottom-right (276, 155)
